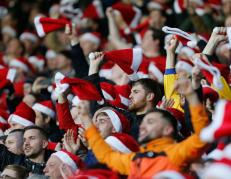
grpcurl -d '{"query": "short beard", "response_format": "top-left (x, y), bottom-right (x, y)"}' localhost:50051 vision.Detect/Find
top-left (138, 136), bottom-right (152, 145)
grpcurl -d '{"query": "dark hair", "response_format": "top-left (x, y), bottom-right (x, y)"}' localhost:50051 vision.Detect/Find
top-left (3, 165), bottom-right (29, 179)
top-left (149, 27), bottom-right (166, 55)
top-left (146, 108), bottom-right (179, 140)
top-left (9, 128), bottom-right (25, 134)
top-left (59, 50), bottom-right (72, 60)
top-left (24, 125), bottom-right (48, 140)
top-left (132, 78), bottom-right (163, 106)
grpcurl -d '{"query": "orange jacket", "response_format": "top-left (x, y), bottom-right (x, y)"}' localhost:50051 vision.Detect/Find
top-left (85, 104), bottom-right (209, 176)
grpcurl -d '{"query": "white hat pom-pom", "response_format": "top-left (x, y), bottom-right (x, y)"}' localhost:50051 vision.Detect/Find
top-left (89, 52), bottom-right (95, 61)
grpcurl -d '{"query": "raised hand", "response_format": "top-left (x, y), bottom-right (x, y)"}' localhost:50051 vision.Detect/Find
top-left (166, 35), bottom-right (179, 53)
top-left (63, 129), bottom-right (81, 154)
top-left (65, 23), bottom-right (78, 45)
top-left (159, 96), bottom-right (175, 109)
top-left (173, 78), bottom-right (194, 97)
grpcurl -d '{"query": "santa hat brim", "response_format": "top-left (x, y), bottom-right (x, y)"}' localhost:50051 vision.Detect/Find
top-left (80, 33), bottom-right (100, 46)
top-left (148, 63), bottom-right (164, 83)
top-left (102, 110), bottom-right (122, 132)
top-left (105, 136), bottom-right (131, 153)
top-left (10, 60), bottom-right (29, 72)
top-left (6, 69), bottom-right (16, 82)
top-left (34, 16), bottom-right (46, 37)
top-left (52, 151), bottom-right (77, 171)
top-left (175, 61), bottom-right (193, 74)
top-left (32, 103), bottom-right (55, 118)
top-left (8, 114), bottom-right (34, 127)
top-left (200, 100), bottom-right (226, 142)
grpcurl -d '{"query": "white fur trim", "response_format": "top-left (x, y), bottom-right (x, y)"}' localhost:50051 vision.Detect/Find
top-left (154, 170), bottom-right (185, 179)
top-left (102, 89), bottom-right (114, 101)
top-left (2, 26), bottom-right (16, 37)
top-left (72, 96), bottom-right (81, 106)
top-left (206, 149), bottom-right (224, 160)
top-left (19, 32), bottom-right (38, 43)
top-left (194, 58), bottom-right (223, 89)
top-left (173, 0), bottom-right (183, 14)
top-left (195, 8), bottom-right (205, 16)
top-left (102, 110), bottom-right (122, 132)
top-left (6, 68), bottom-right (16, 82)
top-left (130, 7), bottom-right (141, 28)
top-left (223, 144), bottom-right (231, 159)
top-left (52, 151), bottom-right (77, 172)
top-left (180, 46), bottom-right (195, 57)
top-left (8, 114), bottom-right (34, 127)
top-left (148, 63), bottom-right (163, 83)
top-left (99, 69), bottom-right (112, 78)
top-left (93, 0), bottom-right (104, 18)
top-left (200, 100), bottom-right (226, 142)
top-left (227, 27), bottom-right (231, 48)
top-left (32, 103), bottom-right (55, 118)
top-left (9, 59), bottom-right (29, 72)
top-left (136, 71), bottom-right (149, 79)
top-left (105, 136), bottom-right (131, 153)
top-left (80, 33), bottom-right (100, 46)
top-left (0, 117), bottom-right (7, 124)
top-left (128, 48), bottom-right (143, 81)
top-left (203, 163), bottom-right (231, 179)
top-left (175, 61), bottom-right (193, 74)
top-left (34, 16), bottom-right (46, 37)
top-left (119, 95), bottom-right (129, 106)
top-left (28, 56), bottom-right (45, 69)
top-left (147, 2), bottom-right (162, 10)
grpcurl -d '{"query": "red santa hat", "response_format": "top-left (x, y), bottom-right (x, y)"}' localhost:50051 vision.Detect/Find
top-left (200, 100), bottom-right (231, 142)
top-left (173, 0), bottom-right (186, 14)
top-left (112, 84), bottom-right (131, 109)
top-left (28, 55), bottom-right (45, 72)
top-left (70, 169), bottom-right (119, 179)
top-left (19, 31), bottom-right (38, 43)
top-left (55, 72), bottom-right (103, 103)
top-left (112, 2), bottom-right (142, 28)
top-left (0, 109), bottom-right (9, 131)
top-left (176, 59), bottom-right (194, 75)
top-left (9, 57), bottom-right (32, 73)
top-left (100, 82), bottom-right (116, 101)
top-left (101, 109), bottom-right (130, 133)
top-left (79, 32), bottom-right (101, 47)
top-left (13, 81), bottom-right (25, 98)
top-left (52, 150), bottom-right (84, 172)
top-left (82, 0), bottom-right (104, 20)
top-left (99, 61), bottom-right (115, 79)
top-left (0, 109), bottom-right (9, 124)
top-left (0, 68), bottom-right (16, 89)
top-left (148, 61), bottom-right (165, 83)
top-left (194, 57), bottom-right (223, 90)
top-left (32, 100), bottom-right (55, 119)
top-left (162, 26), bottom-right (198, 48)
top-left (105, 133), bottom-right (139, 153)
top-left (89, 48), bottom-right (143, 81)
top-left (34, 16), bottom-right (71, 37)
top-left (202, 85), bottom-right (219, 103)
top-left (1, 26), bottom-right (16, 37)
top-left (8, 102), bottom-right (36, 127)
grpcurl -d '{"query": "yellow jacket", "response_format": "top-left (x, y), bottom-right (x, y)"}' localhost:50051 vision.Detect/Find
top-left (164, 69), bottom-right (183, 112)
top-left (85, 104), bottom-right (209, 175)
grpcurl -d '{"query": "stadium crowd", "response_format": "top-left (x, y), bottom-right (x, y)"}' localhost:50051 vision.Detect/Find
top-left (0, 0), bottom-right (231, 178)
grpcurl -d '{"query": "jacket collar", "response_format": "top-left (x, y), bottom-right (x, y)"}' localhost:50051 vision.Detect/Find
top-left (140, 137), bottom-right (175, 151)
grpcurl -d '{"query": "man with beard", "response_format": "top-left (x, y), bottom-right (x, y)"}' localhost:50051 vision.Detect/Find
top-left (80, 78), bottom-right (209, 177)
top-left (0, 126), bottom-right (50, 175)
top-left (127, 78), bottom-right (163, 139)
